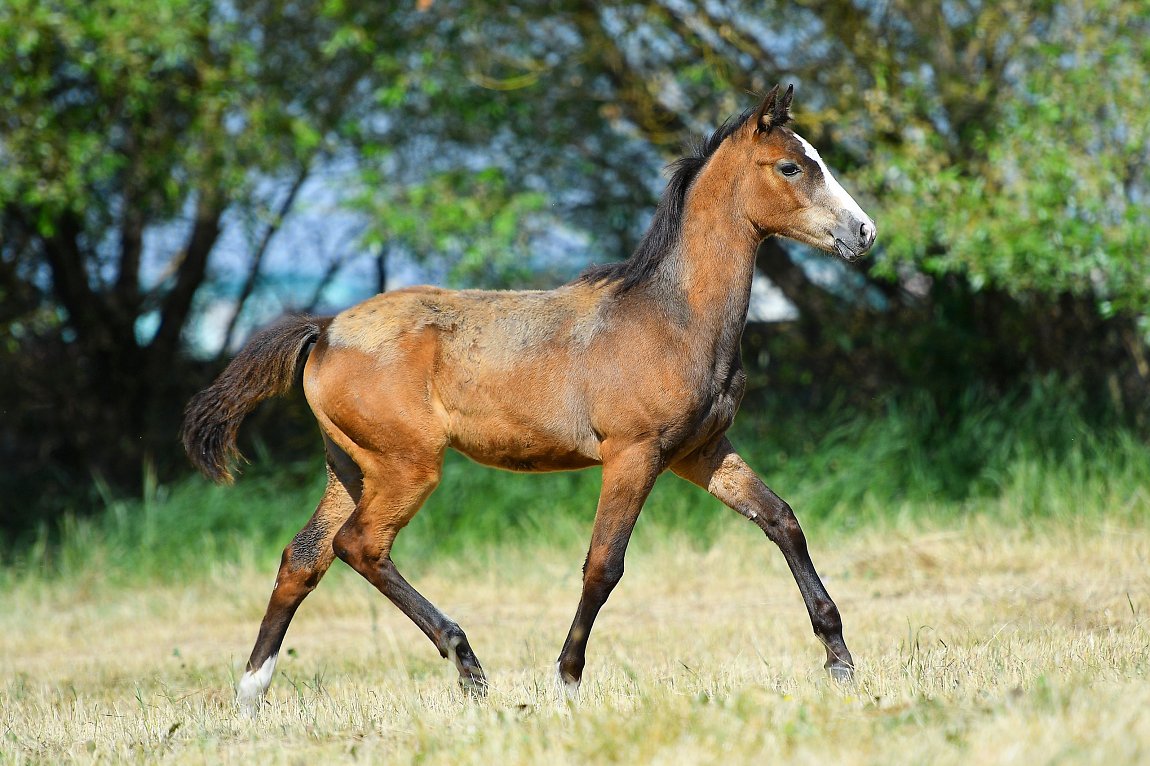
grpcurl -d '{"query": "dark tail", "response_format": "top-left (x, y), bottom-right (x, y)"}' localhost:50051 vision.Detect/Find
top-left (182, 314), bottom-right (331, 484)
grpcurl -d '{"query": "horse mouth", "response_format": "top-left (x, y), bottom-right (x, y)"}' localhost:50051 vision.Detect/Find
top-left (833, 238), bottom-right (862, 261)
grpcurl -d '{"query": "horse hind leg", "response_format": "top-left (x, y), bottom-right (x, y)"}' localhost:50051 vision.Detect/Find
top-left (236, 444), bottom-right (359, 718)
top-left (331, 450), bottom-right (487, 695)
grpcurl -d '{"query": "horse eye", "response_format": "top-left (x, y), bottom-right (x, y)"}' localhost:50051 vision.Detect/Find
top-left (779, 162), bottom-right (802, 177)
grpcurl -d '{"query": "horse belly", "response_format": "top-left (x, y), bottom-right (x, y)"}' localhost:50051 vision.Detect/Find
top-left (447, 414), bottom-right (600, 472)
top-left (438, 382), bottom-right (600, 472)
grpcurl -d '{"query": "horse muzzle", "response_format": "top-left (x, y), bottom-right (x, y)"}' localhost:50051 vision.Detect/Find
top-left (832, 217), bottom-right (877, 262)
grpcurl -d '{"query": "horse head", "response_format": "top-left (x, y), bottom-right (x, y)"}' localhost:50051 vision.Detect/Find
top-left (736, 84), bottom-right (876, 261)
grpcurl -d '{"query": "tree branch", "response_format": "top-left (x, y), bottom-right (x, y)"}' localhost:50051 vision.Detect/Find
top-left (572, 2), bottom-right (693, 146)
top-left (216, 162), bottom-right (312, 357)
top-left (38, 212), bottom-right (109, 346)
top-left (115, 127), bottom-right (144, 308)
top-left (150, 192), bottom-right (224, 356)
top-left (303, 251), bottom-right (351, 314)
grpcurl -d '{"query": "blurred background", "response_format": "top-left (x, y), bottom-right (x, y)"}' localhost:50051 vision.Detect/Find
top-left (1, 0), bottom-right (1148, 551)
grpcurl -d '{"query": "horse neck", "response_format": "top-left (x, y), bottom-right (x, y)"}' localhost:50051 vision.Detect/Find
top-left (672, 160), bottom-right (760, 367)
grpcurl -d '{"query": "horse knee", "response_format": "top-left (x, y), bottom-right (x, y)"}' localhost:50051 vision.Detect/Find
top-left (601, 559), bottom-right (625, 589)
top-left (760, 502), bottom-right (804, 544)
top-left (272, 549), bottom-right (318, 595)
top-left (583, 555), bottom-right (625, 595)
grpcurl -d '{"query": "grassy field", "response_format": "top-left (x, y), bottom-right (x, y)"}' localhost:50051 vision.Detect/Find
top-left (3, 516), bottom-right (1149, 764)
top-left (3, 391), bottom-right (1149, 763)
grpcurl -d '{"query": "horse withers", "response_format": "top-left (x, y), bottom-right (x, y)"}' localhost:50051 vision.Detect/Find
top-left (182, 84), bottom-right (876, 717)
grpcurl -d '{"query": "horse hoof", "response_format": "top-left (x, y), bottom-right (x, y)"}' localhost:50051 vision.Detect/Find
top-left (236, 698), bottom-right (262, 720)
top-left (554, 662), bottom-right (581, 702)
top-left (826, 661), bottom-right (855, 684)
top-left (458, 674), bottom-right (489, 699)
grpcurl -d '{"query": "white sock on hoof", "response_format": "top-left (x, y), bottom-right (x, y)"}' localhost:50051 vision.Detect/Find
top-left (236, 653), bottom-right (278, 718)
top-left (555, 662), bottom-right (580, 702)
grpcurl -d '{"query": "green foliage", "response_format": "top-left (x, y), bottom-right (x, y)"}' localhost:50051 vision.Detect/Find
top-left (0, 0), bottom-right (401, 500)
top-left (4, 0), bottom-right (1150, 534)
top-left (850, 0), bottom-right (1150, 312)
top-left (0, 0), bottom-right (342, 229)
top-left (356, 168), bottom-right (548, 288)
top-left (0, 0), bottom-right (208, 221)
top-left (7, 388), bottom-right (1146, 584)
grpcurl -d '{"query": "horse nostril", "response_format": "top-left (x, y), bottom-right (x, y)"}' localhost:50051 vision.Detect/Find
top-left (859, 221), bottom-right (875, 247)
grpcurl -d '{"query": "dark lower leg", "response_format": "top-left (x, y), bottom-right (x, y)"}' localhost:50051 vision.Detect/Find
top-left (754, 495), bottom-right (854, 676)
top-left (375, 558), bottom-right (486, 690)
top-left (242, 543), bottom-right (331, 675)
top-left (332, 470), bottom-right (486, 692)
top-left (556, 555), bottom-right (624, 689)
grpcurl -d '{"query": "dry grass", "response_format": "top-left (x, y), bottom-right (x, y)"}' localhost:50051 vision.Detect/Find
top-left (3, 515), bottom-right (1149, 765)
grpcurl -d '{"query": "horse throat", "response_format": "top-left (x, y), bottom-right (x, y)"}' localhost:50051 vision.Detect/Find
top-left (675, 199), bottom-right (760, 379)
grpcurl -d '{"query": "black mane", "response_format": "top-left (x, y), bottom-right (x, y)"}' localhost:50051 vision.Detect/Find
top-left (577, 106), bottom-right (757, 293)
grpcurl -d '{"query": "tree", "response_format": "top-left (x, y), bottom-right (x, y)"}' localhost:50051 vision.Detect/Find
top-left (3, 0), bottom-right (1148, 531)
top-left (0, 0), bottom-right (389, 515)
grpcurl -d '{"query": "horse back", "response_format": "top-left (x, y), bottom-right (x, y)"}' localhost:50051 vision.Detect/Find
top-left (314, 285), bottom-right (608, 469)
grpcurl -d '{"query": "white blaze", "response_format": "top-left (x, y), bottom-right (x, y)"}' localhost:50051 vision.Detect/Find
top-left (236, 653), bottom-right (278, 718)
top-left (793, 132), bottom-right (869, 223)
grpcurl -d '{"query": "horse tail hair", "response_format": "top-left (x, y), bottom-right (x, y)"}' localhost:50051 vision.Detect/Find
top-left (182, 314), bottom-right (332, 484)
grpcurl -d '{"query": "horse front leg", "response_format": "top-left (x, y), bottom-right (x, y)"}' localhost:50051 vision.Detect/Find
top-left (556, 442), bottom-right (662, 698)
top-left (672, 436), bottom-right (855, 681)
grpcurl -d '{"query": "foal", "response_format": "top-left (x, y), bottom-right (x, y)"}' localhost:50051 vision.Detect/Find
top-left (183, 85), bottom-right (876, 716)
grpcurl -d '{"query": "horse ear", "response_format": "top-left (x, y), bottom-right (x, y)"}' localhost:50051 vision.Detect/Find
top-left (778, 83), bottom-right (795, 121)
top-left (755, 84), bottom-right (780, 134)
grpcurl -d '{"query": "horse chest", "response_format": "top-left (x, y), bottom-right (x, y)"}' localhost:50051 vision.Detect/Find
top-left (664, 358), bottom-right (746, 448)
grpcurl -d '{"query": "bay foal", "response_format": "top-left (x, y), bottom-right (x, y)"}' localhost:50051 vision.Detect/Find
top-left (183, 85), bottom-right (876, 716)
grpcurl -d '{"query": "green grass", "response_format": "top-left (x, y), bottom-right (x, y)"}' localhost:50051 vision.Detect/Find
top-left (6, 384), bottom-right (1148, 585)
